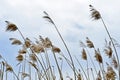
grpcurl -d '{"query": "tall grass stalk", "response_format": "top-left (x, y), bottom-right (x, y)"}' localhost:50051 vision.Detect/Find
top-left (51, 47), bottom-right (63, 80)
top-left (43, 11), bottom-right (76, 80)
top-left (90, 68), bottom-right (95, 80)
top-left (100, 17), bottom-right (120, 79)
top-left (59, 53), bottom-right (77, 73)
top-left (6, 71), bottom-right (7, 80)
top-left (74, 56), bottom-right (89, 80)
top-left (17, 64), bottom-right (21, 79)
top-left (86, 60), bottom-right (90, 80)
top-left (34, 54), bottom-right (49, 80)
top-left (28, 63), bottom-right (31, 80)
top-left (89, 5), bottom-right (120, 79)
top-left (40, 54), bottom-right (47, 70)
top-left (85, 48), bottom-right (97, 74)
top-left (44, 49), bottom-right (54, 80)
top-left (1, 62), bottom-right (5, 80)
top-left (13, 71), bottom-right (20, 80)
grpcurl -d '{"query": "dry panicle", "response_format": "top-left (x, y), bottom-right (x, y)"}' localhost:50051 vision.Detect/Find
top-left (39, 36), bottom-right (52, 48)
top-left (5, 21), bottom-right (18, 32)
top-left (31, 44), bottom-right (44, 53)
top-left (52, 46), bottom-right (61, 53)
top-left (16, 54), bottom-right (24, 62)
top-left (104, 40), bottom-right (113, 58)
top-left (43, 37), bottom-right (52, 48)
top-left (105, 65), bottom-right (116, 80)
top-left (6, 64), bottom-right (13, 72)
top-left (104, 46), bottom-right (113, 58)
top-left (9, 38), bottom-right (22, 45)
top-left (89, 5), bottom-right (101, 20)
top-left (77, 73), bottom-right (82, 80)
top-left (43, 11), bottom-right (54, 24)
top-left (95, 49), bottom-right (103, 63)
top-left (81, 48), bottom-right (87, 60)
top-left (86, 37), bottom-right (94, 48)
top-left (18, 49), bottom-right (27, 54)
top-left (22, 72), bottom-right (30, 78)
top-left (111, 55), bottom-right (118, 69)
top-left (29, 54), bottom-right (37, 62)
top-left (24, 38), bottom-right (31, 48)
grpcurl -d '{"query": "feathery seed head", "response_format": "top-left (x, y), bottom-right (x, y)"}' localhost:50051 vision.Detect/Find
top-left (89, 5), bottom-right (101, 20)
top-left (111, 55), bottom-right (118, 69)
top-left (9, 38), bottom-right (22, 45)
top-left (31, 44), bottom-right (44, 53)
top-left (43, 37), bottom-right (52, 48)
top-left (95, 50), bottom-right (103, 63)
top-left (6, 64), bottom-right (13, 72)
top-left (5, 21), bottom-right (18, 32)
top-left (81, 48), bottom-right (87, 60)
top-left (86, 37), bottom-right (94, 48)
top-left (105, 65), bottom-right (116, 80)
top-left (104, 46), bottom-right (113, 58)
top-left (52, 46), bottom-right (61, 53)
top-left (24, 38), bottom-right (31, 48)
top-left (30, 54), bottom-right (37, 62)
top-left (16, 54), bottom-right (23, 62)
top-left (18, 49), bottom-right (27, 54)
top-left (43, 11), bottom-right (54, 24)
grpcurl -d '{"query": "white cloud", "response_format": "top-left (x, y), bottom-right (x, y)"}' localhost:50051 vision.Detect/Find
top-left (0, 0), bottom-right (120, 59)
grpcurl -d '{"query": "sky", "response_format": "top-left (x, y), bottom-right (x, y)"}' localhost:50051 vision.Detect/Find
top-left (0, 0), bottom-right (120, 79)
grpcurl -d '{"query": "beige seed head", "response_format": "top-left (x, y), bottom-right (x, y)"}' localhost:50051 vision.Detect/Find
top-left (81, 48), bottom-right (87, 60)
top-left (31, 44), bottom-right (44, 53)
top-left (52, 46), bottom-right (61, 53)
top-left (9, 38), bottom-right (22, 45)
top-left (5, 21), bottom-right (18, 32)
top-left (18, 49), bottom-right (27, 54)
top-left (104, 46), bottom-right (113, 58)
top-left (16, 54), bottom-right (23, 62)
top-left (30, 54), bottom-right (37, 62)
top-left (105, 65), bottom-right (116, 80)
top-left (86, 37), bottom-right (94, 48)
top-left (95, 50), bottom-right (103, 63)
top-left (6, 64), bottom-right (13, 72)
top-left (24, 38), bottom-right (31, 48)
top-left (111, 55), bottom-right (118, 69)
top-left (44, 37), bottom-right (52, 48)
top-left (89, 5), bottom-right (101, 20)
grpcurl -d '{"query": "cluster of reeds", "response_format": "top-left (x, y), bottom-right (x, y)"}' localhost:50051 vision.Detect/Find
top-left (0, 5), bottom-right (119, 80)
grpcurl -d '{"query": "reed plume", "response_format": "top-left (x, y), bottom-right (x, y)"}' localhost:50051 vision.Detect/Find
top-left (89, 5), bottom-right (120, 79)
top-left (43, 11), bottom-right (76, 79)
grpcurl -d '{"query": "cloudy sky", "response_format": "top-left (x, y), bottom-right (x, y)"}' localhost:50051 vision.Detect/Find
top-left (0, 0), bottom-right (120, 79)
